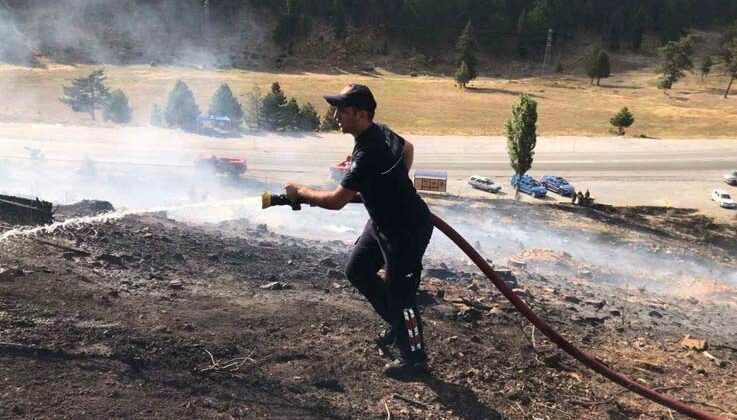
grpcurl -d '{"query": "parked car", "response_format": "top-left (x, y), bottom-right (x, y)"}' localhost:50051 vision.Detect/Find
top-left (468, 175), bottom-right (502, 193)
top-left (712, 189), bottom-right (736, 208)
top-left (540, 175), bottom-right (575, 196)
top-left (723, 171), bottom-right (737, 186)
top-left (511, 174), bottom-right (547, 197)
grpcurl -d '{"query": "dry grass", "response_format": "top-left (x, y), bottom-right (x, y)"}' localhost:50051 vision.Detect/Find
top-left (1, 63), bottom-right (736, 137)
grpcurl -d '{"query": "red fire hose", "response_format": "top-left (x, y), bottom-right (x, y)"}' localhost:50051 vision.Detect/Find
top-left (430, 213), bottom-right (722, 420)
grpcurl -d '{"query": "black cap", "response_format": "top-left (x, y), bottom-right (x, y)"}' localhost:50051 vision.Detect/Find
top-left (323, 84), bottom-right (377, 112)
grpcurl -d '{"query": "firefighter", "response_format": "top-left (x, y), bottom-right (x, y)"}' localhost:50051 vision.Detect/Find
top-left (284, 84), bottom-right (433, 376)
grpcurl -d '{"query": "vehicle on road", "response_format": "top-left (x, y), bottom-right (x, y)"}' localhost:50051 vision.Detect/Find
top-left (540, 175), bottom-right (575, 196)
top-left (195, 153), bottom-right (247, 177)
top-left (723, 171), bottom-right (737, 186)
top-left (330, 155), bottom-right (353, 182)
top-left (468, 175), bottom-right (501, 193)
top-left (712, 189), bottom-right (736, 208)
top-left (511, 174), bottom-right (547, 198)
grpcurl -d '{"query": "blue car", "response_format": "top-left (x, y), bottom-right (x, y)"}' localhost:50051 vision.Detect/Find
top-left (511, 174), bottom-right (547, 198)
top-left (540, 175), bottom-right (575, 196)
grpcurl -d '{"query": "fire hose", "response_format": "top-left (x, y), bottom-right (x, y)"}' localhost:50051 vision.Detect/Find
top-left (261, 192), bottom-right (723, 420)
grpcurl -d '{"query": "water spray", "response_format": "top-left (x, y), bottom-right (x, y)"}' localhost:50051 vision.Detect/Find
top-left (261, 190), bottom-right (722, 420)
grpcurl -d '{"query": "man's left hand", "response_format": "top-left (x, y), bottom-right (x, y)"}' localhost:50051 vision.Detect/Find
top-left (285, 182), bottom-right (302, 202)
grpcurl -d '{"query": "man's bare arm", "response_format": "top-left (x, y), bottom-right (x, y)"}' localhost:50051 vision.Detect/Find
top-left (286, 183), bottom-right (357, 210)
top-left (403, 140), bottom-right (414, 170)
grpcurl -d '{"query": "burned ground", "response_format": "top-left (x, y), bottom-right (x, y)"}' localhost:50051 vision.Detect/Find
top-left (0, 201), bottom-right (736, 419)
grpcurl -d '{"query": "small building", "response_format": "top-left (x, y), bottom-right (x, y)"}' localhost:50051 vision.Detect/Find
top-left (197, 115), bottom-right (233, 131)
top-left (414, 170), bottom-right (447, 193)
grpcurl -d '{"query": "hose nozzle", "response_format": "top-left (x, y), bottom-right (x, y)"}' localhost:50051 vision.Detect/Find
top-left (261, 191), bottom-right (302, 211)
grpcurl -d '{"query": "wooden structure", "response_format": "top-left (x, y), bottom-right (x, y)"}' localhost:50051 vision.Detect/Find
top-left (0, 194), bottom-right (53, 225)
top-left (414, 170), bottom-right (448, 193)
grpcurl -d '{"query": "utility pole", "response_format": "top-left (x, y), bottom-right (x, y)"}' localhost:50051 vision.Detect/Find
top-left (541, 28), bottom-right (553, 75)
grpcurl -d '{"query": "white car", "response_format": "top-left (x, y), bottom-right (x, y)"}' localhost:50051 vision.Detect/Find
top-left (468, 175), bottom-right (502, 193)
top-left (723, 171), bottom-right (737, 186)
top-left (712, 189), bottom-right (736, 208)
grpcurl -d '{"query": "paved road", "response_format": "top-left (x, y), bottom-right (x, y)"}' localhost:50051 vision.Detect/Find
top-left (0, 123), bottom-right (735, 221)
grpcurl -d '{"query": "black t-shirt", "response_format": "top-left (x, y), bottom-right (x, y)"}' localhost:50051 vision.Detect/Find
top-left (340, 123), bottom-right (431, 235)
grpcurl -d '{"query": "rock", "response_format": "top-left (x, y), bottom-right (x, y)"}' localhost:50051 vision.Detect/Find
top-left (648, 310), bottom-right (663, 318)
top-left (319, 257), bottom-right (336, 267)
top-left (494, 268), bottom-right (518, 287)
top-left (0, 266), bottom-right (23, 281)
top-left (508, 259), bottom-right (527, 268)
top-left (512, 288), bottom-right (531, 299)
top-left (681, 335), bottom-right (708, 351)
top-left (435, 289), bottom-right (445, 299)
top-left (578, 270), bottom-right (593, 278)
top-left (584, 299), bottom-right (606, 310)
top-left (256, 224), bottom-right (268, 233)
top-left (260, 281), bottom-right (286, 290)
top-left (96, 254), bottom-right (125, 267)
top-left (467, 283), bottom-right (480, 292)
top-left (425, 267), bottom-right (455, 280)
top-left (326, 269), bottom-right (344, 280)
top-left (564, 296), bottom-right (582, 304)
top-left (456, 304), bottom-right (482, 321)
top-left (609, 309), bottom-right (621, 317)
top-left (168, 280), bottom-right (184, 289)
top-left (332, 282), bottom-right (343, 289)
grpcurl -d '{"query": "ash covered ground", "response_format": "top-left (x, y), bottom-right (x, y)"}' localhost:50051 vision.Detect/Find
top-left (1, 188), bottom-right (736, 419)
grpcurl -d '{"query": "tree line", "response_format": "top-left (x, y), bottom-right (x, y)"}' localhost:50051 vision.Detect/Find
top-left (60, 70), bottom-right (339, 132)
top-left (237, 0), bottom-right (737, 51)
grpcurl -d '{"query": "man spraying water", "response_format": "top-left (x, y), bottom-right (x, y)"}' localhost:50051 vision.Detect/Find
top-left (283, 84), bottom-right (434, 376)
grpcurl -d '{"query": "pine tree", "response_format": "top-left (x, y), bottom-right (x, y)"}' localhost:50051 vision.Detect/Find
top-left (284, 97), bottom-right (301, 130)
top-left (595, 49), bottom-right (611, 86)
top-left (244, 85), bottom-right (262, 130)
top-left (59, 68), bottom-right (111, 120)
top-left (657, 35), bottom-right (696, 94)
top-left (700, 56), bottom-right (713, 81)
top-left (260, 82), bottom-right (288, 131)
top-left (298, 102), bottom-right (320, 131)
top-left (454, 20), bottom-right (478, 82)
top-left (164, 80), bottom-right (201, 129)
top-left (454, 61), bottom-right (472, 89)
top-left (320, 106), bottom-right (339, 132)
top-left (103, 89), bottom-right (133, 124)
top-left (208, 83), bottom-right (244, 127)
top-left (609, 107), bottom-right (635, 135)
top-left (585, 47), bottom-right (611, 86)
top-left (723, 40), bottom-right (737, 98)
top-left (150, 105), bottom-right (164, 127)
top-left (332, 0), bottom-right (347, 39)
top-left (506, 93), bottom-right (538, 187)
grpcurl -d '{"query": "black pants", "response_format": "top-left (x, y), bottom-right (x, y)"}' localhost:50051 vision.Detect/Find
top-left (345, 220), bottom-right (433, 359)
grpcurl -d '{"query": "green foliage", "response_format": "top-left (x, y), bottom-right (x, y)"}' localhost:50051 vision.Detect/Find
top-left (298, 102), bottom-right (320, 131)
top-left (454, 61), bottom-right (472, 88)
top-left (284, 97), bottom-right (301, 130)
top-left (332, 0), bottom-right (347, 38)
top-left (164, 80), bottom-right (201, 129)
top-left (208, 83), bottom-right (244, 127)
top-left (150, 104), bottom-right (164, 127)
top-left (103, 89), bottom-right (133, 124)
top-left (274, 0), bottom-right (305, 43)
top-left (700, 56), bottom-right (714, 79)
top-left (506, 93), bottom-right (538, 179)
top-left (59, 68), bottom-right (110, 120)
top-left (657, 35), bottom-right (696, 93)
top-left (320, 106), bottom-right (339, 132)
top-left (609, 107), bottom-right (635, 135)
top-left (454, 20), bottom-right (478, 81)
top-left (244, 85), bottom-right (262, 130)
top-left (585, 47), bottom-right (611, 86)
top-left (723, 40), bottom-right (737, 97)
top-left (260, 82), bottom-right (288, 131)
